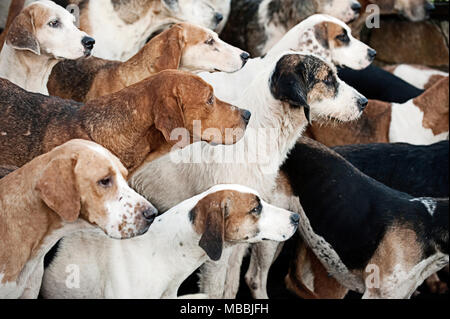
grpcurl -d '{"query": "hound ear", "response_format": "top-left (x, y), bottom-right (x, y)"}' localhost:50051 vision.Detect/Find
top-left (152, 24), bottom-right (185, 71)
top-left (154, 95), bottom-right (186, 143)
top-left (191, 194), bottom-right (227, 261)
top-left (198, 204), bottom-right (225, 261)
top-left (35, 157), bottom-right (81, 222)
top-left (162, 0), bottom-right (179, 12)
top-left (314, 22), bottom-right (329, 49)
top-left (6, 9), bottom-right (40, 55)
top-left (270, 61), bottom-right (309, 109)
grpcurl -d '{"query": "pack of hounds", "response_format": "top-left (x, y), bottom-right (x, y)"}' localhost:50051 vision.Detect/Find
top-left (0, 0), bottom-right (447, 299)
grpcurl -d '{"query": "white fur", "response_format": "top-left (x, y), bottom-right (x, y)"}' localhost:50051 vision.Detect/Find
top-left (0, 0), bottom-right (90, 94)
top-left (84, 143), bottom-right (157, 239)
top-left (389, 99), bottom-right (448, 145)
top-left (410, 198), bottom-right (437, 216)
top-left (180, 26), bottom-right (245, 73)
top-left (392, 65), bottom-right (449, 90)
top-left (41, 184), bottom-right (297, 299)
top-left (199, 14), bottom-right (373, 102)
top-left (88, 0), bottom-right (222, 61)
top-left (256, 1), bottom-right (360, 55)
top-left (129, 52), bottom-right (363, 298)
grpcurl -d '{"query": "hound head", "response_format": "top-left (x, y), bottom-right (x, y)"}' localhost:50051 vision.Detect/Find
top-left (317, 0), bottom-right (362, 23)
top-left (269, 53), bottom-right (368, 124)
top-left (6, 0), bottom-right (94, 59)
top-left (175, 23), bottom-right (250, 73)
top-left (311, 15), bottom-right (376, 69)
top-left (35, 140), bottom-right (157, 239)
top-left (161, 0), bottom-right (225, 31)
top-left (379, 0), bottom-right (435, 22)
top-left (189, 185), bottom-right (299, 261)
top-left (152, 70), bottom-right (250, 146)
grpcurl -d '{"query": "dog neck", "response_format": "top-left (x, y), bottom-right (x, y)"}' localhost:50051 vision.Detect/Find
top-left (121, 196), bottom-right (213, 298)
top-left (0, 44), bottom-right (59, 95)
top-left (0, 155), bottom-right (93, 297)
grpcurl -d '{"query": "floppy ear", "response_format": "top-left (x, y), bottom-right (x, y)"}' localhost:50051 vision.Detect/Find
top-left (198, 201), bottom-right (226, 261)
top-left (35, 157), bottom-right (81, 222)
top-left (162, 0), bottom-right (179, 12)
top-left (154, 95), bottom-right (186, 143)
top-left (152, 24), bottom-right (186, 71)
top-left (270, 64), bottom-right (309, 108)
top-left (270, 60), bottom-right (311, 122)
top-left (314, 22), bottom-right (329, 49)
top-left (6, 9), bottom-right (40, 55)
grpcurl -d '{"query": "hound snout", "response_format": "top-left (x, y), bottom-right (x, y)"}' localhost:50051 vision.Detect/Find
top-left (82, 36), bottom-right (95, 51)
top-left (351, 1), bottom-right (362, 14)
top-left (290, 213), bottom-right (300, 226)
top-left (240, 109), bottom-right (252, 125)
top-left (367, 48), bottom-right (377, 62)
top-left (357, 96), bottom-right (369, 111)
top-left (241, 52), bottom-right (251, 66)
top-left (142, 206), bottom-right (158, 223)
top-left (214, 12), bottom-right (224, 25)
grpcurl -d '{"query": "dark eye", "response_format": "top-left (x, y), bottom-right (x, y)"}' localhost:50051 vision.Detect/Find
top-left (48, 19), bottom-right (61, 28)
top-left (336, 32), bottom-right (349, 43)
top-left (324, 73), bottom-right (334, 85)
top-left (98, 176), bottom-right (113, 188)
top-left (207, 95), bottom-right (214, 105)
top-left (250, 202), bottom-right (262, 215)
top-left (205, 38), bottom-right (215, 46)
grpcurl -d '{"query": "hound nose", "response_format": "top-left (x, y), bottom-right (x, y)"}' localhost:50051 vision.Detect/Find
top-left (240, 52), bottom-right (250, 66)
top-left (290, 214), bottom-right (300, 226)
top-left (351, 2), bottom-right (362, 14)
top-left (142, 206), bottom-right (157, 223)
top-left (425, 2), bottom-right (435, 13)
top-left (357, 97), bottom-right (369, 111)
top-left (81, 36), bottom-right (95, 50)
top-left (367, 48), bottom-right (377, 61)
top-left (240, 109), bottom-right (251, 125)
top-left (214, 12), bottom-right (223, 24)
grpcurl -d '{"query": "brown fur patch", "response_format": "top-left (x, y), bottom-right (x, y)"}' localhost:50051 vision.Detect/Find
top-left (286, 238), bottom-right (349, 299)
top-left (363, 224), bottom-right (423, 296)
top-left (413, 77), bottom-right (449, 135)
top-left (48, 23), bottom-right (215, 103)
top-left (306, 100), bottom-right (392, 146)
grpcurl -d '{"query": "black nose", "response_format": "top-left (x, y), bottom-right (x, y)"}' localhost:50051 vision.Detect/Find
top-left (357, 97), bottom-right (368, 111)
top-left (214, 12), bottom-right (223, 24)
top-left (290, 214), bottom-right (300, 226)
top-left (241, 109), bottom-right (251, 124)
top-left (351, 2), bottom-right (361, 13)
top-left (240, 52), bottom-right (250, 64)
top-left (142, 207), bottom-right (157, 223)
top-left (367, 48), bottom-right (377, 61)
top-left (425, 2), bottom-right (435, 13)
top-left (81, 36), bottom-right (95, 50)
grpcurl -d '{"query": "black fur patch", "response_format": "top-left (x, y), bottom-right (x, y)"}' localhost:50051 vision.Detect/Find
top-left (333, 141), bottom-right (449, 198)
top-left (282, 138), bottom-right (443, 270)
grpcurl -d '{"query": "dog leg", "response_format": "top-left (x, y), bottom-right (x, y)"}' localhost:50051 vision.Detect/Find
top-left (198, 247), bottom-right (233, 298)
top-left (223, 244), bottom-right (248, 299)
top-left (245, 241), bottom-right (282, 299)
top-left (20, 263), bottom-right (44, 299)
top-left (363, 253), bottom-right (449, 299)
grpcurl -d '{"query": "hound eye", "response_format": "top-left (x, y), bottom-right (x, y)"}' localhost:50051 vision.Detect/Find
top-left (48, 19), bottom-right (61, 28)
top-left (324, 74), bottom-right (334, 85)
top-left (205, 38), bottom-right (215, 46)
top-left (206, 95), bottom-right (214, 105)
top-left (336, 33), bottom-right (349, 43)
top-left (98, 177), bottom-right (113, 188)
top-left (250, 204), bottom-right (262, 215)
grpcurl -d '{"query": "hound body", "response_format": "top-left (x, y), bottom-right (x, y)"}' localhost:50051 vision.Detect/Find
top-left (41, 185), bottom-right (299, 299)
